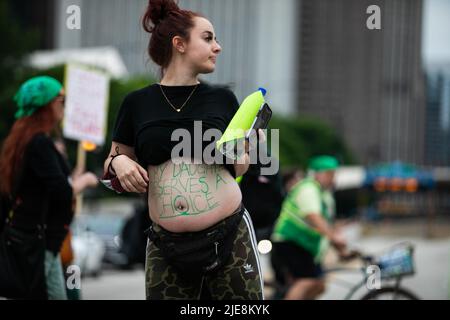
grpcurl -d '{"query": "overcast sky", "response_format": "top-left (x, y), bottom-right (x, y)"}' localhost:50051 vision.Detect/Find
top-left (422, 0), bottom-right (450, 65)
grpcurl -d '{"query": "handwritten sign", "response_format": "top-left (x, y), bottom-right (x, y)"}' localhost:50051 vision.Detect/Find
top-left (63, 64), bottom-right (109, 145)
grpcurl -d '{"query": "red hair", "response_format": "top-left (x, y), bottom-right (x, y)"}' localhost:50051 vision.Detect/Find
top-left (0, 104), bottom-right (57, 195)
top-left (142, 0), bottom-right (203, 70)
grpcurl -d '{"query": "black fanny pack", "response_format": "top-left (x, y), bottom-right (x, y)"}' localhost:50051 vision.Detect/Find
top-left (147, 204), bottom-right (244, 277)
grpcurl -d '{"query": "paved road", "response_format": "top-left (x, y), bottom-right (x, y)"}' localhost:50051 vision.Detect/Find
top-left (319, 236), bottom-right (450, 300)
top-left (81, 227), bottom-right (450, 300)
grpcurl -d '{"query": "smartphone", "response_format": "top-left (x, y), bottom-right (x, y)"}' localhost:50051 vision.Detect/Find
top-left (246, 103), bottom-right (272, 139)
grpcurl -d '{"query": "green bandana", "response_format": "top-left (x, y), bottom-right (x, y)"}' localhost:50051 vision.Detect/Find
top-left (13, 76), bottom-right (63, 119)
top-left (308, 155), bottom-right (339, 172)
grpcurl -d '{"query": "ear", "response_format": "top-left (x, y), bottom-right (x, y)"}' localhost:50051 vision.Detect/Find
top-left (172, 36), bottom-right (186, 54)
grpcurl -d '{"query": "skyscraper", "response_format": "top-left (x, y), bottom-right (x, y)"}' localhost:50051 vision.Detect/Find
top-left (297, 0), bottom-right (425, 165)
top-left (52, 0), bottom-right (299, 114)
top-left (425, 69), bottom-right (450, 166)
top-left (423, 0), bottom-right (450, 166)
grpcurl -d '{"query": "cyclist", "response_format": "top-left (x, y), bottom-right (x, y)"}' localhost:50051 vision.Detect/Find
top-left (270, 155), bottom-right (347, 299)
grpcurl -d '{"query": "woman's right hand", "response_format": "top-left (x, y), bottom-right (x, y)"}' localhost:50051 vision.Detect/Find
top-left (111, 155), bottom-right (149, 193)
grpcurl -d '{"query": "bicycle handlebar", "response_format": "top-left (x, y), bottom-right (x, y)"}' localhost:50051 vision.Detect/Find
top-left (338, 249), bottom-right (374, 264)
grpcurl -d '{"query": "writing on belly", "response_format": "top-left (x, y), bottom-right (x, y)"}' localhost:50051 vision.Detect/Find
top-left (148, 162), bottom-right (229, 219)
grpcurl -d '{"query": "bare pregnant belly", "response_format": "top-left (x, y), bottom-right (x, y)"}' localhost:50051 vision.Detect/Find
top-left (147, 159), bottom-right (242, 233)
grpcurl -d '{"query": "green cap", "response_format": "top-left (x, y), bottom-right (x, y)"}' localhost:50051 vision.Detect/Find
top-left (13, 76), bottom-right (63, 119)
top-left (308, 155), bottom-right (339, 172)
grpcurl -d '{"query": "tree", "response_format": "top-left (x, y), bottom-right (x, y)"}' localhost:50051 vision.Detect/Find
top-left (0, 1), bottom-right (39, 139)
top-left (268, 114), bottom-right (356, 169)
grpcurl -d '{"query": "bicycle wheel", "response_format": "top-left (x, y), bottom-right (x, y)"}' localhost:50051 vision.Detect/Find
top-left (360, 287), bottom-right (419, 300)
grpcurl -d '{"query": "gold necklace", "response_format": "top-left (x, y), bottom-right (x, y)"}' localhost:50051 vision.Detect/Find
top-left (159, 83), bottom-right (199, 113)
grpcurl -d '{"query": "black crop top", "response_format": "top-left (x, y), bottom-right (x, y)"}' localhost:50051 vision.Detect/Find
top-left (112, 82), bottom-right (239, 177)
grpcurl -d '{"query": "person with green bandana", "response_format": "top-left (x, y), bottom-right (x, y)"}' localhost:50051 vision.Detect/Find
top-left (270, 155), bottom-right (347, 300)
top-left (0, 76), bottom-right (97, 299)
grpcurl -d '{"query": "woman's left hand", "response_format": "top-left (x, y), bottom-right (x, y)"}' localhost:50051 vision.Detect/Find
top-left (244, 128), bottom-right (266, 154)
top-left (257, 129), bottom-right (266, 143)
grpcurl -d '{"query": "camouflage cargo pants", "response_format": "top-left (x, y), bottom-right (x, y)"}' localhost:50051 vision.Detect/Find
top-left (145, 208), bottom-right (264, 300)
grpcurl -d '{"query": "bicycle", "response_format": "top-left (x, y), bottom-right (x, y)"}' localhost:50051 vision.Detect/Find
top-left (265, 242), bottom-right (420, 300)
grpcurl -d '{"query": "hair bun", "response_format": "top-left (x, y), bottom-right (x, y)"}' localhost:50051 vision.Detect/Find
top-left (148, 0), bottom-right (179, 26)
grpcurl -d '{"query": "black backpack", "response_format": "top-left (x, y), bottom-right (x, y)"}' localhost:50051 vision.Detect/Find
top-left (240, 163), bottom-right (286, 230)
top-left (119, 201), bottom-right (152, 267)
